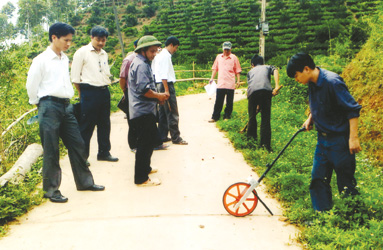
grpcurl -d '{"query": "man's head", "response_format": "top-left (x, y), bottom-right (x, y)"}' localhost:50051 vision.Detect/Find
top-left (165, 36), bottom-right (180, 54)
top-left (90, 26), bottom-right (109, 51)
top-left (222, 41), bottom-right (232, 56)
top-left (251, 55), bottom-right (264, 67)
top-left (135, 35), bottom-right (162, 61)
top-left (286, 52), bottom-right (316, 84)
top-left (49, 22), bottom-right (75, 52)
top-left (133, 39), bottom-right (139, 49)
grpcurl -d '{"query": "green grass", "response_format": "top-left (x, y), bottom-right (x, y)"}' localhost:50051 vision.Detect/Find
top-left (216, 77), bottom-right (383, 249)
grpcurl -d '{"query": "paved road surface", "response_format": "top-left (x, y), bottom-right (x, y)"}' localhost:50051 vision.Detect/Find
top-left (0, 92), bottom-right (302, 250)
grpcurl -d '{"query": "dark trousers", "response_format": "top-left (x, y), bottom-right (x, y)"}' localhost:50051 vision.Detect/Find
top-left (79, 84), bottom-right (111, 159)
top-left (212, 89), bottom-right (234, 120)
top-left (157, 82), bottom-right (182, 143)
top-left (310, 133), bottom-right (359, 211)
top-left (38, 98), bottom-right (94, 197)
top-left (247, 90), bottom-right (272, 150)
top-left (124, 89), bottom-right (138, 149)
top-left (130, 114), bottom-right (158, 184)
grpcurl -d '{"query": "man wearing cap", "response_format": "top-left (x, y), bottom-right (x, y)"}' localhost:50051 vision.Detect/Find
top-left (128, 35), bottom-right (169, 186)
top-left (208, 41), bottom-right (242, 122)
top-left (71, 26), bottom-right (118, 165)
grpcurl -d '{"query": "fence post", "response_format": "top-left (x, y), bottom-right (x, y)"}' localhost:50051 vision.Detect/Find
top-left (192, 61), bottom-right (195, 87)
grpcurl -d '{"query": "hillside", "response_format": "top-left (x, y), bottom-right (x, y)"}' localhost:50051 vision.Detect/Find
top-left (342, 9), bottom-right (383, 165)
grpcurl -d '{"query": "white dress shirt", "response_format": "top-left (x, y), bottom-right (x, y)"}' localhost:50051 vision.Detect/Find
top-left (152, 48), bottom-right (176, 83)
top-left (71, 43), bottom-right (112, 87)
top-left (26, 46), bottom-right (74, 105)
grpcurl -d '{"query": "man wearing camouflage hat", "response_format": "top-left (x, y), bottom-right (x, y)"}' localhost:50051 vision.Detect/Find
top-left (128, 35), bottom-right (169, 186)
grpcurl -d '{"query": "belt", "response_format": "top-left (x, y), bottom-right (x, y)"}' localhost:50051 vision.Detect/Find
top-left (81, 83), bottom-right (108, 90)
top-left (318, 131), bottom-right (348, 137)
top-left (40, 96), bottom-right (70, 105)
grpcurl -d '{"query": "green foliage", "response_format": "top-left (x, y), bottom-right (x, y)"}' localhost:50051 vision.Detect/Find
top-left (0, 158), bottom-right (44, 234)
top-left (216, 65), bottom-right (383, 248)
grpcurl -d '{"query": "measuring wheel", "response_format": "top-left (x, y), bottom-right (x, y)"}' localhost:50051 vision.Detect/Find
top-left (223, 182), bottom-right (258, 217)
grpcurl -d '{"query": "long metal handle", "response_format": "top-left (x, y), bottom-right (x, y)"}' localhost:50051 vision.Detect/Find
top-left (257, 127), bottom-right (305, 183)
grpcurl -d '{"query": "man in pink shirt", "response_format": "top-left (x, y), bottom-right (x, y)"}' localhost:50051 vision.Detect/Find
top-left (119, 40), bottom-right (138, 151)
top-left (208, 41), bottom-right (242, 122)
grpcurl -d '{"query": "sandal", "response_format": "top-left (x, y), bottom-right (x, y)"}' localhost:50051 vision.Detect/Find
top-left (173, 139), bottom-right (188, 145)
top-left (136, 178), bottom-right (161, 187)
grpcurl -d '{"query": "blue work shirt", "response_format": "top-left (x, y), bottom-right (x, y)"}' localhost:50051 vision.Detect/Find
top-left (309, 68), bottom-right (361, 134)
top-left (128, 54), bottom-right (157, 120)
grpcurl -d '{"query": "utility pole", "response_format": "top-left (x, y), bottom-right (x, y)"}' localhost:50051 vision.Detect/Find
top-left (259, 0), bottom-right (266, 61)
top-left (112, 0), bottom-right (125, 58)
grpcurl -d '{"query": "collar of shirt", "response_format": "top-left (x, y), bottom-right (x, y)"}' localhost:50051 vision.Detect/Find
top-left (220, 53), bottom-right (232, 59)
top-left (136, 53), bottom-right (150, 64)
top-left (46, 46), bottom-right (67, 60)
top-left (313, 67), bottom-right (324, 87)
top-left (86, 42), bottom-right (106, 55)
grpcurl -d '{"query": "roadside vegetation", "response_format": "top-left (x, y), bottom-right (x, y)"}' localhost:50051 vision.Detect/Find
top-left (0, 0), bottom-right (382, 248)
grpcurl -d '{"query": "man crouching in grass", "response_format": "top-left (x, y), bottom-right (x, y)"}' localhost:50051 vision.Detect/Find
top-left (286, 52), bottom-right (362, 212)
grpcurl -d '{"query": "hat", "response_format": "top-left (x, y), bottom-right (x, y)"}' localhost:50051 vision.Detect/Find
top-left (135, 35), bottom-right (162, 52)
top-left (222, 41), bottom-right (232, 50)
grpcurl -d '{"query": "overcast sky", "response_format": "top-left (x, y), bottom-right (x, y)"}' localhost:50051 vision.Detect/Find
top-left (0, 0), bottom-right (19, 24)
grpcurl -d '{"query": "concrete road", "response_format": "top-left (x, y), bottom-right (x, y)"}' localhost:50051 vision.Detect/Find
top-left (0, 92), bottom-right (302, 250)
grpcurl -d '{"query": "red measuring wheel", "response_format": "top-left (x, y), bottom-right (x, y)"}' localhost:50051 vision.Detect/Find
top-left (223, 182), bottom-right (258, 217)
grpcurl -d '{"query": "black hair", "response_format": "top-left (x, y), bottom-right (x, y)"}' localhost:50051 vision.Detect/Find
top-left (251, 55), bottom-right (264, 66)
top-left (49, 22), bottom-right (75, 42)
top-left (90, 26), bottom-right (109, 38)
top-left (165, 36), bottom-right (180, 47)
top-left (286, 52), bottom-right (316, 78)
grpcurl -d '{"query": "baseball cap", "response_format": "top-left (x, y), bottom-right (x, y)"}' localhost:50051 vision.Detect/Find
top-left (223, 41), bottom-right (232, 50)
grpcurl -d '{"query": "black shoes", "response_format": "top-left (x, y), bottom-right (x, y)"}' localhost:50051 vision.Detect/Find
top-left (78, 184), bottom-right (105, 191)
top-left (97, 155), bottom-right (119, 162)
top-left (85, 160), bottom-right (90, 167)
top-left (44, 190), bottom-right (68, 203)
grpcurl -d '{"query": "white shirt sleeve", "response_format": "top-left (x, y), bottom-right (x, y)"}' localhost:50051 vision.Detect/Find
top-left (70, 49), bottom-right (84, 84)
top-left (26, 58), bottom-right (43, 105)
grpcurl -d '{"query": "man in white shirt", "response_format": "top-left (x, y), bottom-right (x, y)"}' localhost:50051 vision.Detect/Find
top-left (152, 36), bottom-right (188, 145)
top-left (71, 26), bottom-right (118, 164)
top-left (26, 22), bottom-right (105, 203)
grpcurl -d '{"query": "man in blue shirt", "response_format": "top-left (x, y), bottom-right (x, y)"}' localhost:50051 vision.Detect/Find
top-left (287, 52), bottom-right (362, 211)
top-left (128, 35), bottom-right (169, 186)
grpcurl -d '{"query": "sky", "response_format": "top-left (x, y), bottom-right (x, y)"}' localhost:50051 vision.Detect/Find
top-left (0, 0), bottom-right (19, 24)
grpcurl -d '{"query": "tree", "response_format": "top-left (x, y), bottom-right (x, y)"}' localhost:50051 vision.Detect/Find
top-left (124, 14), bottom-right (138, 27)
top-left (1, 2), bottom-right (16, 19)
top-left (17, 0), bottom-right (48, 41)
top-left (0, 14), bottom-right (16, 44)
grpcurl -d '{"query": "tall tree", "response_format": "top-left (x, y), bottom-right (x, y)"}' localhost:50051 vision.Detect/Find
top-left (1, 2), bottom-right (16, 19)
top-left (17, 0), bottom-right (48, 41)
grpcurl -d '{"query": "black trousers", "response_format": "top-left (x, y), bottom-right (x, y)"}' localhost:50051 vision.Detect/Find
top-left (79, 84), bottom-right (111, 159)
top-left (130, 114), bottom-right (159, 184)
top-left (212, 89), bottom-right (234, 120)
top-left (247, 90), bottom-right (272, 150)
top-left (38, 98), bottom-right (94, 197)
top-left (157, 82), bottom-right (182, 143)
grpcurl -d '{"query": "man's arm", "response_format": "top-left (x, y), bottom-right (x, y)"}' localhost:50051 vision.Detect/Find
top-left (70, 49), bottom-right (83, 98)
top-left (119, 77), bottom-right (126, 92)
top-left (235, 73), bottom-right (241, 88)
top-left (272, 69), bottom-right (280, 96)
top-left (162, 79), bottom-right (170, 97)
top-left (209, 69), bottom-right (218, 84)
top-left (349, 117), bottom-right (362, 154)
top-left (144, 89), bottom-right (168, 102)
top-left (303, 113), bottom-right (313, 131)
top-left (26, 59), bottom-right (42, 105)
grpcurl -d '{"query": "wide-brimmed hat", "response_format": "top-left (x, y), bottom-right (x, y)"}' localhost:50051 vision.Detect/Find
top-left (135, 35), bottom-right (162, 52)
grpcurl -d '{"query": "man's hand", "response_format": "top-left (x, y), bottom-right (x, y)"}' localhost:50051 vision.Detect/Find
top-left (349, 136), bottom-right (362, 154)
top-left (302, 114), bottom-right (313, 131)
top-left (157, 93), bottom-right (168, 102)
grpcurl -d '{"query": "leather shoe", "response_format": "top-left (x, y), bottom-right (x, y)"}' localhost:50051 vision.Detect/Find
top-left (78, 184), bottom-right (105, 191)
top-left (85, 160), bottom-right (90, 167)
top-left (45, 190), bottom-right (68, 203)
top-left (97, 155), bottom-right (119, 162)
